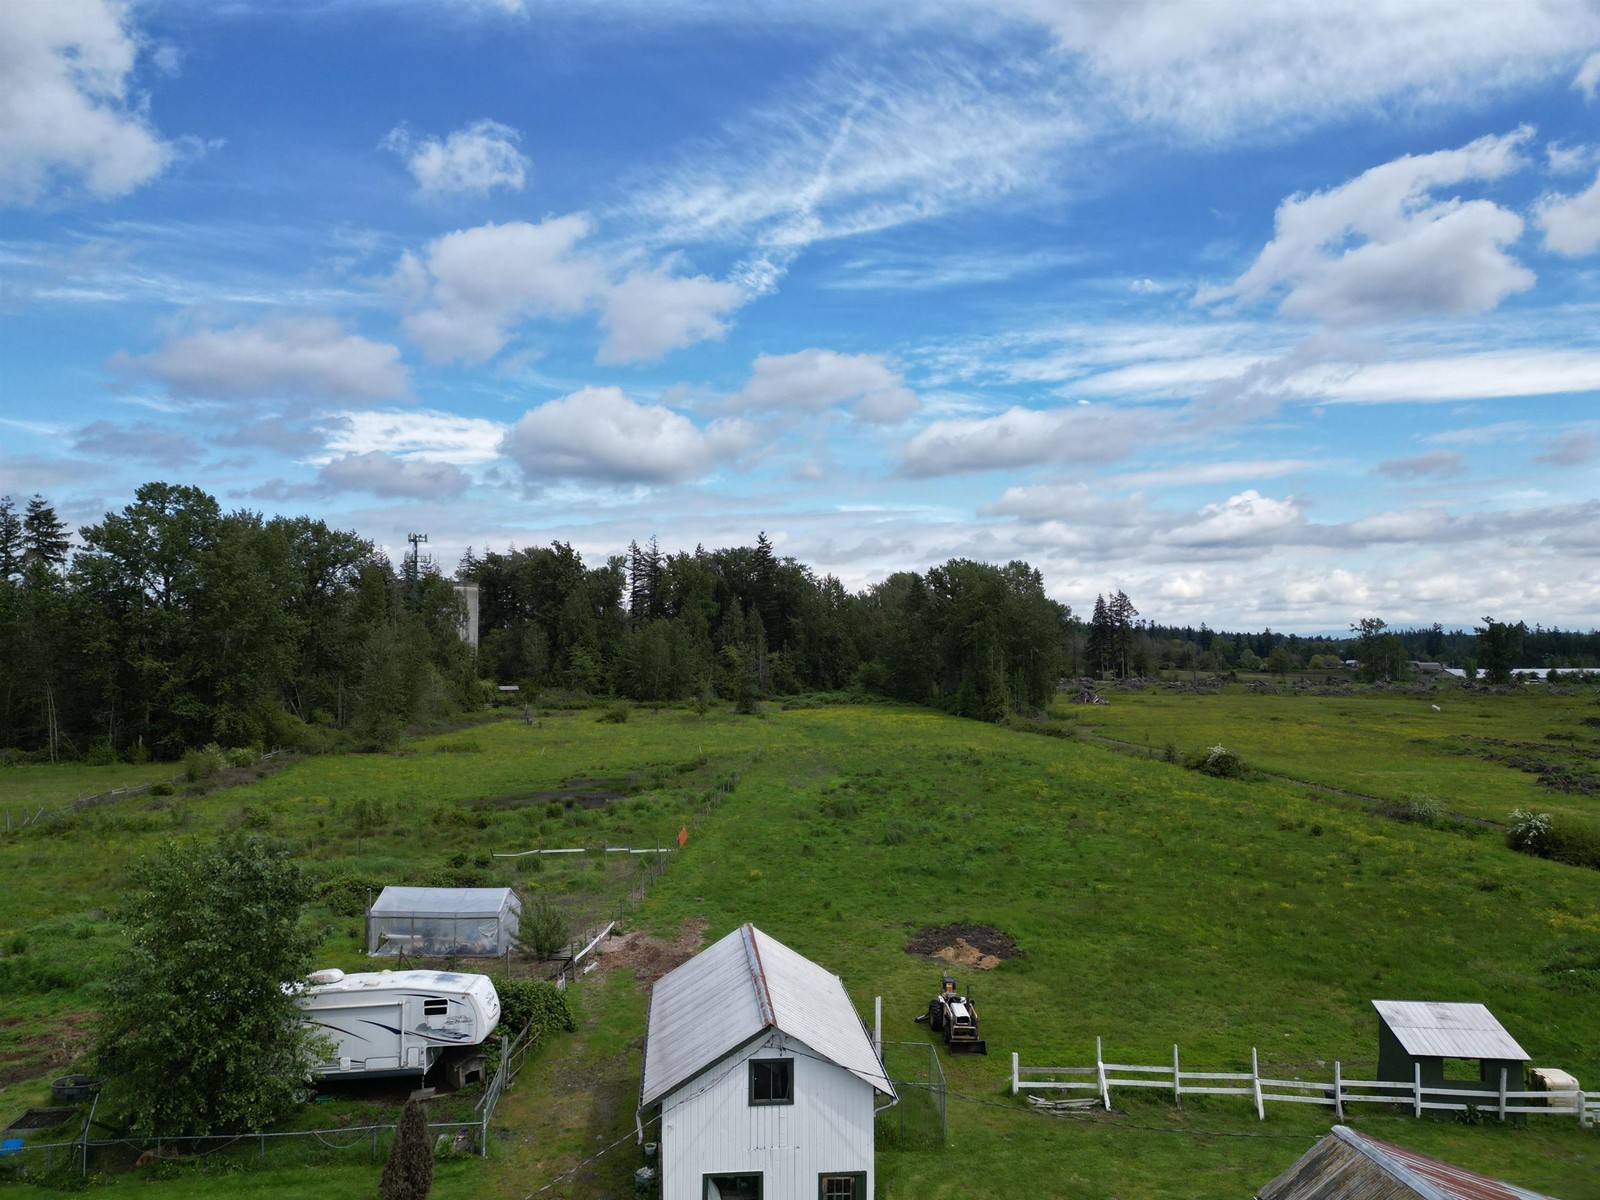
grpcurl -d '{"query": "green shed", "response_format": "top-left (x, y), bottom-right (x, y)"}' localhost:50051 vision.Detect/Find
top-left (1372, 1000), bottom-right (1528, 1098)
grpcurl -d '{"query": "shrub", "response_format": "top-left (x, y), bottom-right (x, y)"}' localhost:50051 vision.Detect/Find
top-left (1506, 809), bottom-right (1552, 855)
top-left (1185, 743), bottom-right (1248, 779)
top-left (1507, 810), bottom-right (1600, 870)
top-left (516, 896), bottom-right (571, 959)
top-left (183, 745), bottom-right (224, 782)
top-left (495, 978), bottom-right (576, 1047)
top-left (597, 702), bottom-right (630, 724)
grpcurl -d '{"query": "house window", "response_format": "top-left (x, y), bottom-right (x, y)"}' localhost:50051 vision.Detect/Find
top-left (749, 1058), bottom-right (793, 1105)
top-left (820, 1172), bottom-right (866, 1199)
top-left (704, 1172), bottom-right (763, 1199)
top-left (423, 999), bottom-right (448, 1016)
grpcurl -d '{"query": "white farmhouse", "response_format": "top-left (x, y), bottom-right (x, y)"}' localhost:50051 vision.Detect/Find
top-left (638, 924), bottom-right (895, 1200)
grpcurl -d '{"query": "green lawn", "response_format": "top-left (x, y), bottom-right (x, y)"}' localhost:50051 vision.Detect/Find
top-left (3, 695), bottom-right (1598, 1197)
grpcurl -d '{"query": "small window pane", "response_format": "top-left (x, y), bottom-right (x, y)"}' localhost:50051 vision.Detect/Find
top-left (423, 999), bottom-right (448, 1016)
top-left (750, 1059), bottom-right (793, 1105)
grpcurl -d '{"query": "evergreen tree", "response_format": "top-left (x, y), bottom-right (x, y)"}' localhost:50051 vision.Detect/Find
top-left (379, 1096), bottom-right (434, 1200)
top-left (1475, 616), bottom-right (1526, 685)
top-left (0, 496), bottom-right (22, 582)
top-left (22, 494), bottom-right (70, 570)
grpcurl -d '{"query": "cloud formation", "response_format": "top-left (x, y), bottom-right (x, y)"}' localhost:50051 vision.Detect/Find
top-left (317, 451), bottom-right (470, 498)
top-left (1375, 450), bottom-right (1465, 480)
top-left (112, 316), bottom-right (409, 401)
top-left (1202, 130), bottom-right (1535, 323)
top-left (395, 218), bottom-right (743, 365)
top-left (501, 386), bottom-right (753, 484)
top-left (1536, 168), bottom-right (1600, 255)
top-left (1537, 429), bottom-right (1598, 466)
top-left (74, 419), bottom-right (203, 466)
top-left (0, 0), bottom-right (172, 207)
top-left (382, 118), bottom-right (529, 196)
top-left (732, 349), bottom-right (919, 423)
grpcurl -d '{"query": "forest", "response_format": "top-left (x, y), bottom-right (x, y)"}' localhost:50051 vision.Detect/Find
top-left (3, 482), bottom-right (1597, 763)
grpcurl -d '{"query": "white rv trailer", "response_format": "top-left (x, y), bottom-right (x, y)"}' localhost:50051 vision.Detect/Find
top-left (296, 968), bottom-right (501, 1079)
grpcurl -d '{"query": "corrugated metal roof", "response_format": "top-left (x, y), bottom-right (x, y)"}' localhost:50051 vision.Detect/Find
top-left (368, 886), bottom-right (519, 917)
top-left (1258, 1125), bottom-right (1561, 1200)
top-left (640, 924), bottom-right (893, 1108)
top-left (1371, 1001), bottom-right (1528, 1061)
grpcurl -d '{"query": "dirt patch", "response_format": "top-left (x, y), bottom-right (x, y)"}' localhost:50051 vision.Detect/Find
top-left (905, 924), bottom-right (1024, 970)
top-left (475, 778), bottom-right (630, 810)
top-left (0, 1011), bottom-right (95, 1088)
top-left (593, 918), bottom-right (707, 986)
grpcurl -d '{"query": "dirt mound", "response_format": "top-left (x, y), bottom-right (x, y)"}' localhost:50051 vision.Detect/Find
top-left (905, 924), bottom-right (1023, 970)
top-left (594, 918), bottom-right (707, 986)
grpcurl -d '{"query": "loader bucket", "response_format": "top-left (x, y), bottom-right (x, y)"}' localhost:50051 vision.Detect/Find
top-left (948, 1038), bottom-right (987, 1055)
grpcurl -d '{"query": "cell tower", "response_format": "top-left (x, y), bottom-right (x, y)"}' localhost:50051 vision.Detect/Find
top-left (406, 532), bottom-right (429, 604)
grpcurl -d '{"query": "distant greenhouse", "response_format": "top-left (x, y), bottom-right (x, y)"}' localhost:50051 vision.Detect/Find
top-left (365, 886), bottom-right (521, 957)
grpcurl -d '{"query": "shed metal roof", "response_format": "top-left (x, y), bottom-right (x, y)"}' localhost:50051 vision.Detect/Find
top-left (1371, 1001), bottom-right (1527, 1061)
top-left (1258, 1124), bottom-right (1559, 1200)
top-left (639, 924), bottom-right (893, 1108)
top-left (368, 886), bottom-right (520, 917)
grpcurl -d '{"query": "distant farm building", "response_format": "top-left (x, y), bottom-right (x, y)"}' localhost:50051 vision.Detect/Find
top-left (638, 923), bottom-right (894, 1200)
top-left (366, 886), bottom-right (520, 957)
top-left (1373, 1000), bottom-right (1528, 1099)
top-left (1258, 1123), bottom-right (1559, 1199)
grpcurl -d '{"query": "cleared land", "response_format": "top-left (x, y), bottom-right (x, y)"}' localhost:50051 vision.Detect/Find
top-left (2, 692), bottom-right (1597, 1197)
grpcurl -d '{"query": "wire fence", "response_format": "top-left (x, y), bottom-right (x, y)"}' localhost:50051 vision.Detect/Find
top-left (878, 1040), bottom-right (947, 1149)
top-left (0, 1014), bottom-right (542, 1183)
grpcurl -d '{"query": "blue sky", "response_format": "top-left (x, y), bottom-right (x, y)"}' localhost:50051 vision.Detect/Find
top-left (2, 0), bottom-right (1598, 632)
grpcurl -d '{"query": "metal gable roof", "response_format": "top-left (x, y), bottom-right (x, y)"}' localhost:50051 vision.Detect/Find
top-left (1371, 1001), bottom-right (1528, 1061)
top-left (640, 924), bottom-right (892, 1108)
top-left (1258, 1125), bottom-right (1561, 1200)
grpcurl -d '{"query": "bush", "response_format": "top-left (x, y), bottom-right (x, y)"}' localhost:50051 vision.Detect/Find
top-left (516, 896), bottom-right (571, 959)
top-left (1185, 743), bottom-right (1248, 779)
top-left (1507, 809), bottom-right (1600, 870)
top-left (495, 978), bottom-right (576, 1049)
top-left (183, 745), bottom-right (224, 782)
top-left (597, 701), bottom-right (630, 724)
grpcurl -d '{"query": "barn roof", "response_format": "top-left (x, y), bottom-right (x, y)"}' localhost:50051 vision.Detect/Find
top-left (640, 924), bottom-right (893, 1108)
top-left (1371, 1001), bottom-right (1527, 1061)
top-left (1258, 1124), bottom-right (1559, 1200)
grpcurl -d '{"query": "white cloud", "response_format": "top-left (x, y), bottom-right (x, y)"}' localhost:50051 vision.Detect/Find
top-left (598, 268), bottom-right (744, 364)
top-left (74, 419), bottom-right (203, 466)
top-left (397, 217), bottom-right (602, 364)
top-left (1536, 169), bottom-right (1600, 256)
top-left (1110, 459), bottom-right (1318, 488)
top-left (1020, 0), bottom-right (1600, 139)
top-left (626, 51), bottom-right (1076, 255)
top-left (0, 0), bottom-right (172, 207)
top-left (1537, 429), bottom-right (1598, 466)
top-left (111, 316), bottom-right (409, 400)
top-left (1577, 50), bottom-right (1600, 99)
top-left (501, 386), bottom-right (754, 484)
top-left (322, 409), bottom-right (507, 466)
top-left (1545, 140), bottom-right (1596, 174)
top-left (1375, 450), bottom-right (1465, 479)
top-left (1162, 490), bottom-right (1304, 548)
top-left (317, 451), bottom-right (470, 498)
top-left (382, 118), bottom-right (529, 197)
top-left (1292, 350), bottom-right (1600, 403)
top-left (395, 217), bottom-right (745, 365)
top-left (732, 349), bottom-right (919, 423)
top-left (1202, 130), bottom-right (1535, 323)
top-left (899, 404), bottom-right (1149, 476)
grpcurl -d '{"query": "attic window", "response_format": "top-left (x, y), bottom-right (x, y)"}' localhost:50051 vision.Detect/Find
top-left (749, 1058), bottom-right (793, 1106)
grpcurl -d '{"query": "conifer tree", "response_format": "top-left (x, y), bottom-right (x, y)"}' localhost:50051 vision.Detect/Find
top-left (378, 1096), bottom-right (434, 1200)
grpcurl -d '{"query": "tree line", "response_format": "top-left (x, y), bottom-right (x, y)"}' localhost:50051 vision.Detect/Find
top-left (5, 482), bottom-right (1595, 764)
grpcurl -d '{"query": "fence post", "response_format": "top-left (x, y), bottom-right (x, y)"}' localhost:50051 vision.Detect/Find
top-left (1097, 1037), bottom-right (1110, 1111)
top-left (1011, 1052), bottom-right (1019, 1097)
top-left (1413, 1063), bottom-right (1422, 1118)
top-left (1334, 1061), bottom-right (1344, 1120)
top-left (1498, 1067), bottom-right (1507, 1122)
top-left (1173, 1045), bottom-right (1181, 1107)
top-left (1251, 1048), bottom-right (1264, 1120)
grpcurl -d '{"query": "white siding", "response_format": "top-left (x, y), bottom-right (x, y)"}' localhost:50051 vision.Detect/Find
top-left (661, 1032), bottom-right (877, 1200)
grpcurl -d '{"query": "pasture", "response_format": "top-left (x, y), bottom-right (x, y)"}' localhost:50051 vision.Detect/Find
top-left (1, 690), bottom-right (1597, 1197)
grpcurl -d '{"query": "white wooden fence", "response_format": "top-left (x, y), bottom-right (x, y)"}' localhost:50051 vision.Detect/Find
top-left (1011, 1039), bottom-right (1596, 1126)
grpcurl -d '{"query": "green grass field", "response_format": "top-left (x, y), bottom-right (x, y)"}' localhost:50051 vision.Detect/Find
top-left (2, 692), bottom-right (1597, 1197)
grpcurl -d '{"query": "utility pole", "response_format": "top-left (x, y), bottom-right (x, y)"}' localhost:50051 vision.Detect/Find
top-left (407, 532), bottom-right (428, 607)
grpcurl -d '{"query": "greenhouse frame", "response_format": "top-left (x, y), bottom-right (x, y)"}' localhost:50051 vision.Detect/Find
top-left (365, 886), bottom-right (522, 957)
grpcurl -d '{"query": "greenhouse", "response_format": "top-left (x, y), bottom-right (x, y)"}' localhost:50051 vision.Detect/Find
top-left (365, 886), bottom-right (521, 957)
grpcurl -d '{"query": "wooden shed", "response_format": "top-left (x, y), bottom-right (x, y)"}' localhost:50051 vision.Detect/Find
top-left (1258, 1123), bottom-right (1558, 1200)
top-left (1373, 1000), bottom-right (1528, 1097)
top-left (638, 924), bottom-right (894, 1200)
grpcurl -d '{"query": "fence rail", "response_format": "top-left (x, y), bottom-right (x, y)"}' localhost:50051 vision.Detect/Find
top-left (1011, 1039), bottom-right (1597, 1127)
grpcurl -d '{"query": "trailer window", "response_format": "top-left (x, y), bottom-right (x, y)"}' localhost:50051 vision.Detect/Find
top-left (749, 1059), bottom-right (793, 1105)
top-left (423, 999), bottom-right (448, 1016)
